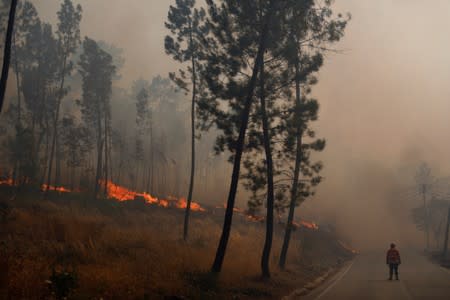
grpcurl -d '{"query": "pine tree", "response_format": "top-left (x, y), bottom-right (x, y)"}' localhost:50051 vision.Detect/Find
top-left (277, 0), bottom-right (349, 269)
top-left (46, 0), bottom-right (82, 192)
top-left (165, 0), bottom-right (208, 240)
top-left (9, 1), bottom-right (39, 185)
top-left (18, 20), bottom-right (59, 185)
top-left (200, 0), bottom-right (279, 274)
top-left (78, 37), bottom-right (115, 199)
top-left (135, 85), bottom-right (150, 190)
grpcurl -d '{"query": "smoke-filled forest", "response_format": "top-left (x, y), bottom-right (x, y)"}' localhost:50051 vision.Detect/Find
top-left (0, 0), bottom-right (449, 299)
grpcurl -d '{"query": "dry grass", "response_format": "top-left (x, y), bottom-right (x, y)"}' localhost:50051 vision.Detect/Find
top-left (0, 192), bottom-right (352, 299)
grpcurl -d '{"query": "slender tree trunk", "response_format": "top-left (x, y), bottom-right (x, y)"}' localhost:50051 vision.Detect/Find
top-left (211, 3), bottom-right (274, 273)
top-left (260, 58), bottom-right (275, 279)
top-left (0, 0), bottom-right (18, 112)
top-left (40, 121), bottom-right (51, 188)
top-left (150, 120), bottom-right (154, 193)
top-left (146, 130), bottom-right (152, 192)
top-left (13, 34), bottom-right (21, 126)
top-left (104, 113), bottom-right (109, 196)
top-left (94, 114), bottom-right (103, 199)
top-left (55, 134), bottom-right (61, 188)
top-left (279, 59), bottom-right (303, 270)
top-left (12, 33), bottom-right (21, 185)
top-left (55, 135), bottom-right (61, 188)
top-left (184, 51), bottom-right (197, 241)
top-left (46, 56), bottom-right (67, 192)
top-left (442, 207), bottom-right (450, 261)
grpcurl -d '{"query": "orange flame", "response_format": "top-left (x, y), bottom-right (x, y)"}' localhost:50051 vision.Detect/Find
top-left (175, 197), bottom-right (206, 212)
top-left (0, 178), bottom-right (13, 186)
top-left (41, 184), bottom-right (71, 193)
top-left (215, 203), bottom-right (244, 213)
top-left (104, 180), bottom-right (206, 211)
top-left (246, 214), bottom-right (265, 222)
top-left (294, 220), bottom-right (319, 230)
top-left (0, 177), bottom-right (72, 193)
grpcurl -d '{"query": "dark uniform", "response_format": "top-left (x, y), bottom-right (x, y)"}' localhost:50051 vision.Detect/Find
top-left (386, 243), bottom-right (401, 280)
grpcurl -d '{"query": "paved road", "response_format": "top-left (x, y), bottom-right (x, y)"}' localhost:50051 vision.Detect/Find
top-left (301, 251), bottom-right (450, 300)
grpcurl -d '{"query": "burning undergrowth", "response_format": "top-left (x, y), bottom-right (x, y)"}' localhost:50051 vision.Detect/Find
top-left (0, 184), bottom-right (354, 299)
top-left (0, 178), bottom-right (319, 231)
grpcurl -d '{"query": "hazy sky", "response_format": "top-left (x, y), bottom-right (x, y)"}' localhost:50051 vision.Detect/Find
top-left (31, 0), bottom-right (450, 247)
top-left (32, 0), bottom-right (450, 166)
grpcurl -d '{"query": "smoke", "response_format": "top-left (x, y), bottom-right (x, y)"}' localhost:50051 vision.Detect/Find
top-left (30, 0), bottom-right (450, 249)
top-left (304, 0), bottom-right (450, 248)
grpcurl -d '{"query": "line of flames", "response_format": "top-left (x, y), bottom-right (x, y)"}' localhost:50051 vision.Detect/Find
top-left (0, 177), bottom-right (206, 212)
top-left (103, 180), bottom-right (205, 212)
top-left (0, 178), bottom-right (72, 193)
top-left (1, 177), bottom-right (319, 229)
top-left (215, 204), bottom-right (319, 230)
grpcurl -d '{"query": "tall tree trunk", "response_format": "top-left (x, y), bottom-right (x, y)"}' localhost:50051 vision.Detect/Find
top-left (40, 120), bottom-right (51, 188)
top-left (94, 115), bottom-right (103, 199)
top-left (13, 34), bottom-right (21, 125)
top-left (55, 134), bottom-right (61, 188)
top-left (46, 56), bottom-right (68, 193)
top-left (104, 113), bottom-right (109, 196)
top-left (151, 121), bottom-right (154, 192)
top-left (260, 58), bottom-right (275, 279)
top-left (279, 59), bottom-right (303, 269)
top-left (184, 50), bottom-right (197, 241)
top-left (145, 127), bottom-right (152, 192)
top-left (211, 3), bottom-right (274, 273)
top-left (0, 0), bottom-right (18, 112)
top-left (12, 33), bottom-right (21, 186)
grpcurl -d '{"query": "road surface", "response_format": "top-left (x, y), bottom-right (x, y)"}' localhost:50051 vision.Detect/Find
top-left (300, 251), bottom-right (450, 300)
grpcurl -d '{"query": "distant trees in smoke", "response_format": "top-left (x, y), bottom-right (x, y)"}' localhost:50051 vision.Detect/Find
top-left (0, 0), bottom-right (229, 203)
top-left (410, 162), bottom-right (450, 253)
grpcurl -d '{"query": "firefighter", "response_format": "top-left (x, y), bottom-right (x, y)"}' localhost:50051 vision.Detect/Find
top-left (386, 243), bottom-right (401, 280)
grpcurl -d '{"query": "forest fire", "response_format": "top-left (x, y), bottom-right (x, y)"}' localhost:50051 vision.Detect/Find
top-left (0, 178), bottom-right (13, 186)
top-left (105, 180), bottom-right (206, 211)
top-left (214, 203), bottom-right (319, 230)
top-left (0, 176), bottom-right (206, 212)
top-left (0, 177), bottom-right (71, 193)
top-left (1, 176), bottom-right (317, 229)
top-left (41, 184), bottom-right (72, 193)
top-left (175, 197), bottom-right (206, 211)
top-left (293, 220), bottom-right (320, 230)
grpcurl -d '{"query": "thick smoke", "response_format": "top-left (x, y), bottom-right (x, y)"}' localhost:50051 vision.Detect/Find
top-left (30, 0), bottom-right (450, 249)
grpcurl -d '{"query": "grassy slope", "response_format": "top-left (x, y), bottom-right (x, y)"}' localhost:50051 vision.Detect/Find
top-left (0, 188), bottom-right (354, 299)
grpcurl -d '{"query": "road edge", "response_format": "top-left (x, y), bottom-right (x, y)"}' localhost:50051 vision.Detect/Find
top-left (281, 258), bottom-right (356, 300)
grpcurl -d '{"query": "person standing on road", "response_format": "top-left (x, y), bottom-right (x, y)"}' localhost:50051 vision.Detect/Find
top-left (386, 243), bottom-right (401, 280)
